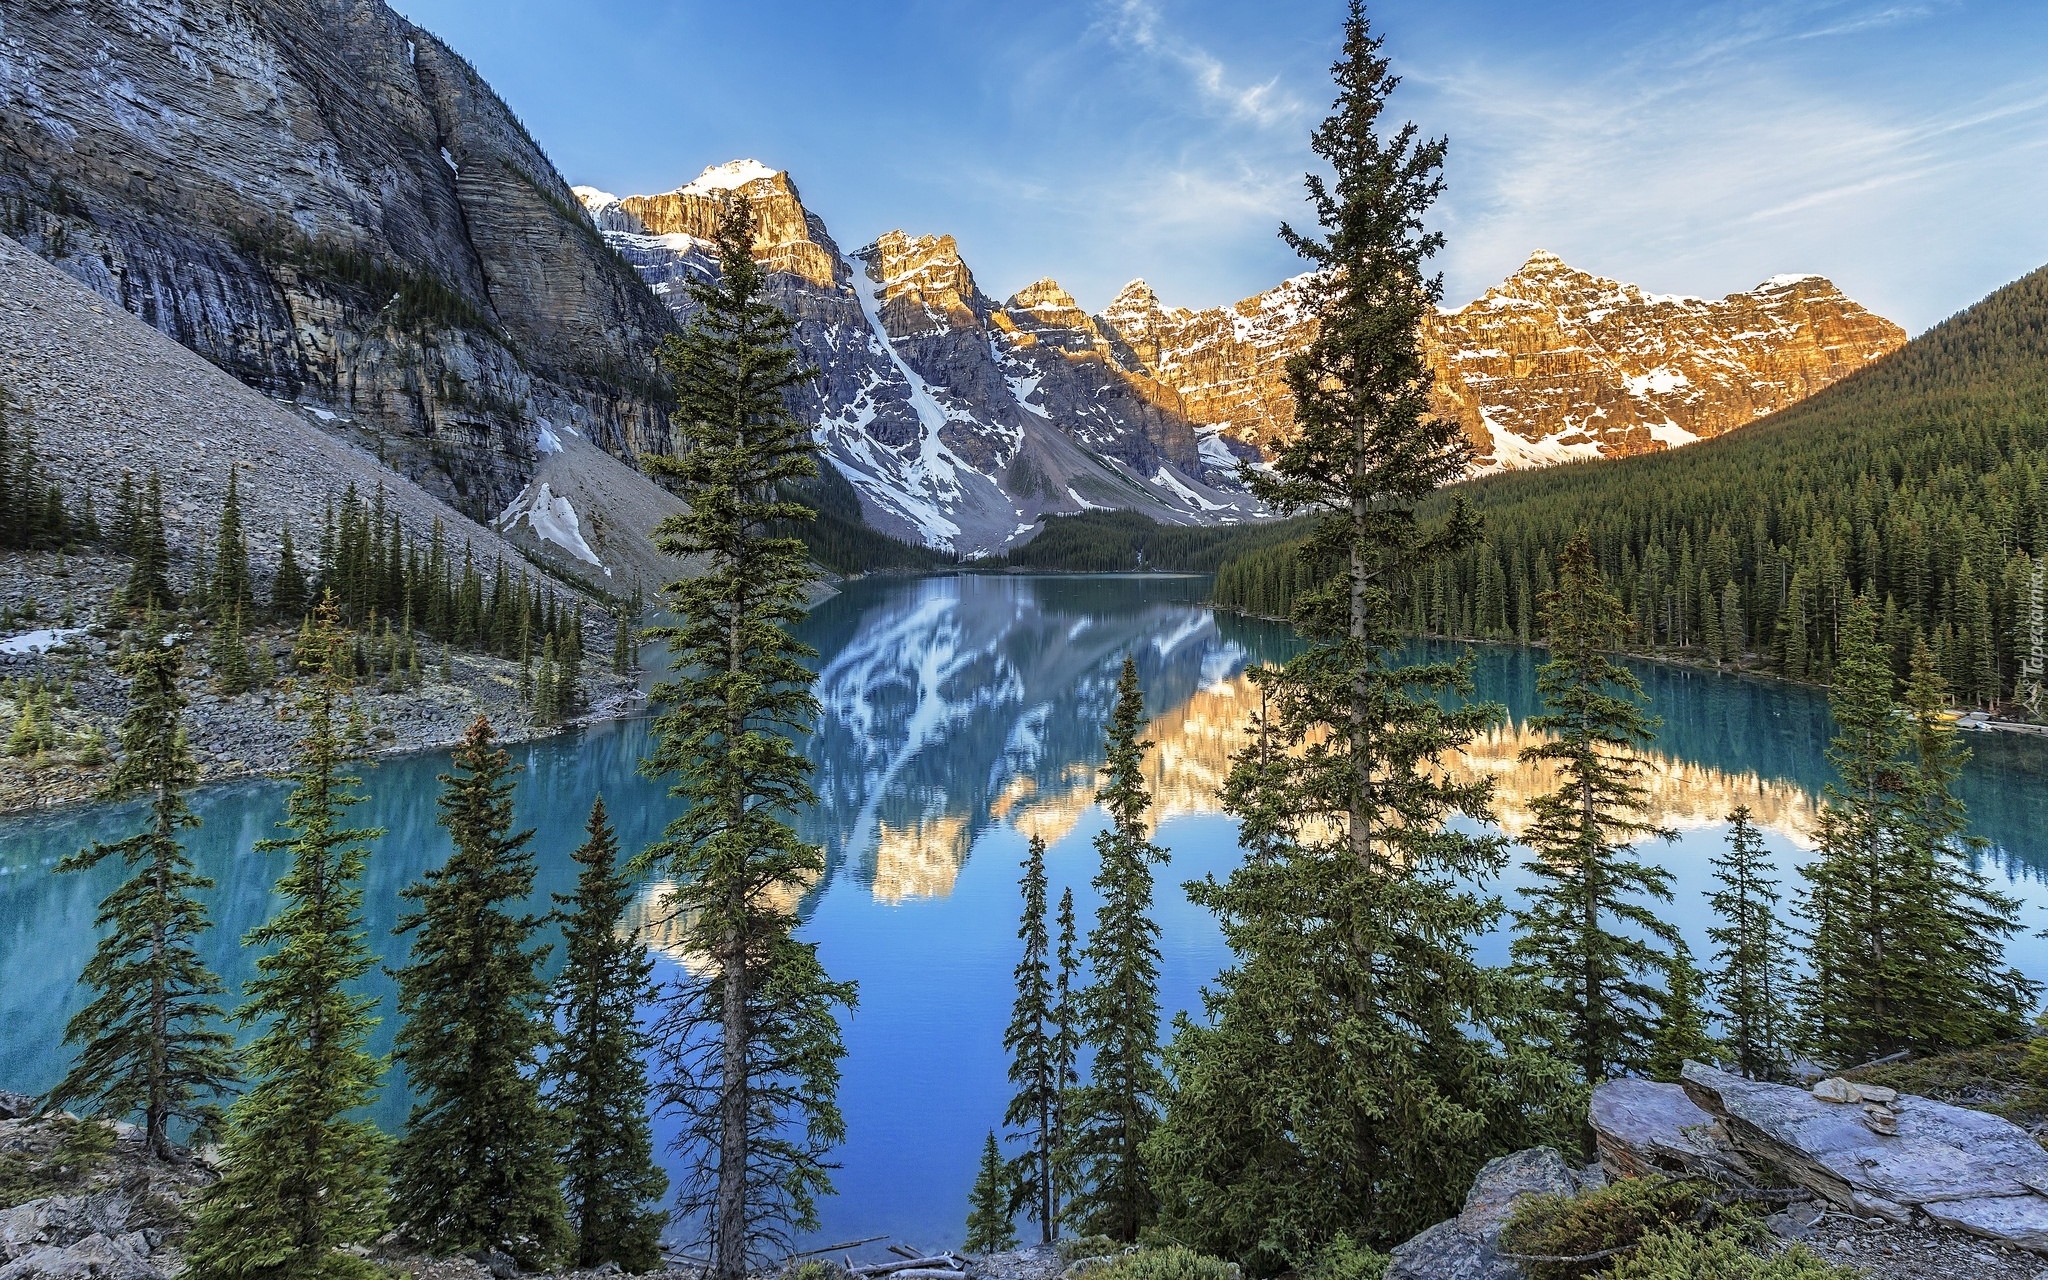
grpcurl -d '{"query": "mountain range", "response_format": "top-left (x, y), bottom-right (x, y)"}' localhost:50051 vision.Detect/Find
top-left (2, 0), bottom-right (1905, 561)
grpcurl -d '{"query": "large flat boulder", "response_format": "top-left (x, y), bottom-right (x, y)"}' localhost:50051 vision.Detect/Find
top-left (1590, 1078), bottom-right (1718, 1178)
top-left (1386, 1147), bottom-right (1592, 1280)
top-left (1681, 1060), bottom-right (2048, 1250)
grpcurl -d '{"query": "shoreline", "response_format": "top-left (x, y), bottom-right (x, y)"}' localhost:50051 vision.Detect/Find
top-left (1212, 602), bottom-right (2048, 735)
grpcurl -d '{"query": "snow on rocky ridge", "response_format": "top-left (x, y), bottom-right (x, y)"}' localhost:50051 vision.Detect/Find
top-left (577, 165), bottom-right (1905, 552)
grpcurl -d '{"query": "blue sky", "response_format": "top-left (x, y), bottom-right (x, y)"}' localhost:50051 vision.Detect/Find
top-left (389, 0), bottom-right (2048, 333)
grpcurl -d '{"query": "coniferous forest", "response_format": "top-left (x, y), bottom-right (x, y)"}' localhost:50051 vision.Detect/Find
top-left (12, 4), bottom-right (2048, 1280)
top-left (1211, 262), bottom-right (2048, 708)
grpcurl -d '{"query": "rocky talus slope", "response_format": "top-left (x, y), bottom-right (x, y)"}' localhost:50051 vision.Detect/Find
top-left (579, 168), bottom-right (1263, 556)
top-left (1098, 251), bottom-right (1907, 471)
top-left (0, 232), bottom-right (646, 813)
top-left (0, 0), bottom-right (677, 518)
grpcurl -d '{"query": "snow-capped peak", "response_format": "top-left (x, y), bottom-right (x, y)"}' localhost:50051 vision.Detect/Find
top-left (680, 159), bottom-right (780, 196)
top-left (571, 185), bottom-right (618, 212)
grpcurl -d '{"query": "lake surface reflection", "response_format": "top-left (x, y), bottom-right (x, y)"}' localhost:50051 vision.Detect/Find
top-left (3, 572), bottom-right (2048, 1252)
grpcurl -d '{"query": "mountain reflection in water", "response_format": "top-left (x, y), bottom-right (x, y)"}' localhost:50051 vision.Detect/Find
top-left (5, 572), bottom-right (2048, 1252)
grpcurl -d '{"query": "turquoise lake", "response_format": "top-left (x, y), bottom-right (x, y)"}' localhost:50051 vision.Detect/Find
top-left (4, 572), bottom-right (2048, 1253)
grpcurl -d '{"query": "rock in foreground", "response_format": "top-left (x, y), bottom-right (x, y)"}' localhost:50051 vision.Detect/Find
top-left (1680, 1061), bottom-right (2048, 1252)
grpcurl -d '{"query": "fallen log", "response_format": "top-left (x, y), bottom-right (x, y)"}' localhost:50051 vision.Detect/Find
top-left (853, 1256), bottom-right (961, 1277)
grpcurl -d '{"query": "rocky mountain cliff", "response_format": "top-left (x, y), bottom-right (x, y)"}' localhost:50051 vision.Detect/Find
top-left (1102, 251), bottom-right (1906, 471)
top-left (0, 0), bottom-right (677, 524)
top-left (579, 167), bottom-right (1262, 556)
top-left (0, 0), bottom-right (1905, 561)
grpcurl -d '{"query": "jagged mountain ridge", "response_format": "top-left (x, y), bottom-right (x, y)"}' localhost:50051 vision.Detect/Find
top-left (577, 169), bottom-right (1263, 555)
top-left (587, 161), bottom-right (1903, 555)
top-left (1101, 250), bottom-right (1907, 470)
top-left (0, 0), bottom-right (677, 527)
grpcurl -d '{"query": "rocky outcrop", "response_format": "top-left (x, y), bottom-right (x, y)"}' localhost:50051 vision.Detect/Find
top-left (0, 0), bottom-right (677, 517)
top-left (1673, 1062), bottom-right (2048, 1252)
top-left (1100, 253), bottom-right (1906, 472)
top-left (1385, 1147), bottom-right (1601, 1280)
top-left (580, 168), bottom-right (1264, 555)
top-left (1589, 1076), bottom-right (1719, 1178)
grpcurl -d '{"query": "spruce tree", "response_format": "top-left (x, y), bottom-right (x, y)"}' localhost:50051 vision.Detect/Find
top-left (213, 468), bottom-right (252, 625)
top-left (965, 1130), bottom-right (1019, 1256)
top-left (389, 716), bottom-right (567, 1266)
top-left (1888, 641), bottom-right (2031, 1047)
top-left (637, 193), bottom-right (854, 1278)
top-left (1003, 834), bottom-right (1062, 1242)
top-left (47, 624), bottom-right (236, 1159)
top-left (211, 603), bottom-right (256, 696)
top-left (547, 797), bottom-right (669, 1273)
top-left (1510, 532), bottom-right (1680, 1086)
top-left (122, 469), bottom-right (172, 611)
top-left (1051, 886), bottom-right (1081, 1224)
top-left (1069, 657), bottom-right (1167, 1242)
top-left (1145, 8), bottom-right (1572, 1263)
top-left (186, 597), bottom-right (387, 1280)
top-left (272, 526), bottom-right (309, 620)
top-left (1706, 807), bottom-right (1792, 1079)
top-left (1798, 599), bottom-right (2030, 1064)
top-left (1645, 947), bottom-right (1715, 1083)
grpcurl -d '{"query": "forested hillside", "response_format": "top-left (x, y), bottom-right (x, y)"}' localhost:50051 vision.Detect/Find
top-left (1214, 261), bottom-right (2048, 708)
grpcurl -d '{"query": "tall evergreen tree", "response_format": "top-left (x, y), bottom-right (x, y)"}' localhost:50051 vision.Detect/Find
top-left (965, 1130), bottom-right (1019, 1256)
top-left (122, 470), bottom-right (172, 612)
top-left (1798, 599), bottom-right (2030, 1063)
top-left (1146, 9), bottom-right (1571, 1264)
top-left (1068, 657), bottom-right (1167, 1242)
top-left (213, 468), bottom-right (252, 625)
top-left (1051, 886), bottom-right (1081, 1226)
top-left (547, 797), bottom-right (669, 1273)
top-left (1644, 946), bottom-right (1715, 1083)
top-left (186, 597), bottom-right (387, 1280)
top-left (636, 193), bottom-right (854, 1279)
top-left (389, 716), bottom-right (567, 1266)
top-left (211, 604), bottom-right (256, 696)
top-left (1888, 641), bottom-right (2032, 1047)
top-left (1002, 834), bottom-right (1062, 1242)
top-left (1510, 532), bottom-right (1680, 1086)
top-left (1706, 807), bottom-right (1792, 1079)
top-left (47, 625), bottom-right (236, 1159)
top-left (272, 526), bottom-right (309, 620)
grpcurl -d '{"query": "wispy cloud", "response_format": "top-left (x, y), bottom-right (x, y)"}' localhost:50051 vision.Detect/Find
top-left (1403, 0), bottom-right (2048, 329)
top-left (1097, 0), bottom-right (1308, 129)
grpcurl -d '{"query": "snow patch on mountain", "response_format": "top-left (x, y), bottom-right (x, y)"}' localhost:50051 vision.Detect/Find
top-left (680, 159), bottom-right (780, 195)
top-left (496, 481), bottom-right (607, 574)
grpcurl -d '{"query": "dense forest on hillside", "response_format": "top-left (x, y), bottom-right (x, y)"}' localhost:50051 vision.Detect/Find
top-left (786, 462), bottom-right (954, 575)
top-left (1211, 262), bottom-right (2048, 709)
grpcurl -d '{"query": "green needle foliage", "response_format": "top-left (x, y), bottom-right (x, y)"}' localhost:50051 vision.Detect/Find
top-left (1510, 533), bottom-right (1681, 1088)
top-left (637, 193), bottom-right (855, 1280)
top-left (271, 525), bottom-right (309, 620)
top-left (1052, 886), bottom-right (1081, 1225)
top-left (1890, 640), bottom-right (2033, 1047)
top-left (1645, 947), bottom-right (1716, 1083)
top-left (548, 797), bottom-right (669, 1273)
top-left (121, 469), bottom-right (173, 612)
top-left (186, 597), bottom-right (387, 1280)
top-left (213, 468), bottom-right (252, 626)
top-left (966, 1130), bottom-right (1020, 1255)
top-left (1069, 657), bottom-right (1167, 1242)
top-left (390, 716), bottom-right (567, 1266)
top-left (1146, 7), bottom-right (1572, 1267)
top-left (1706, 807), bottom-right (1793, 1080)
top-left (1003, 833), bottom-right (1063, 1242)
top-left (1798, 599), bottom-right (2031, 1065)
top-left (48, 623), bottom-right (236, 1159)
